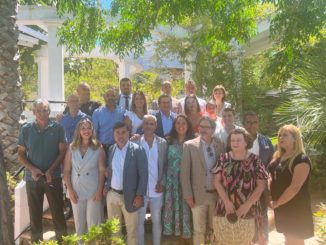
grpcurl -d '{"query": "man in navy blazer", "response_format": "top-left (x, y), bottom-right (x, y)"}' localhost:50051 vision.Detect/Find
top-left (154, 94), bottom-right (176, 138)
top-left (105, 121), bottom-right (148, 245)
top-left (243, 111), bottom-right (274, 242)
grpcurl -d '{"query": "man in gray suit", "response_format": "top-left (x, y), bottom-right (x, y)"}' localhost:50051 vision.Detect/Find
top-left (106, 122), bottom-right (148, 245)
top-left (135, 115), bottom-right (167, 245)
top-left (181, 116), bottom-right (225, 245)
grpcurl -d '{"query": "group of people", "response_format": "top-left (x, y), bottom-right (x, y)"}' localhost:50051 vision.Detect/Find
top-left (17, 78), bottom-right (314, 245)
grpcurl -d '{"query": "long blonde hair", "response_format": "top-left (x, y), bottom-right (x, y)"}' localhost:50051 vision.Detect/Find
top-left (272, 124), bottom-right (305, 173)
top-left (71, 118), bottom-right (101, 150)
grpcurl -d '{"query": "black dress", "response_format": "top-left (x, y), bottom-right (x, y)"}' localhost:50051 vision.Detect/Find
top-left (269, 153), bottom-right (314, 239)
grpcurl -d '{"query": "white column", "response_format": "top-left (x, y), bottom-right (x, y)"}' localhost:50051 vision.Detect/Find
top-left (117, 59), bottom-right (131, 79)
top-left (184, 51), bottom-right (197, 82)
top-left (35, 45), bottom-right (49, 100)
top-left (47, 24), bottom-right (64, 112)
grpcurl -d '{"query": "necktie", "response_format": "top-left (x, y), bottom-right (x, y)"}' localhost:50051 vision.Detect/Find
top-left (125, 95), bottom-right (129, 110)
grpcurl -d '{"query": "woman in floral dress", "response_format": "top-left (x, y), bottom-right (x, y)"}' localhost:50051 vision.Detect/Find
top-left (162, 114), bottom-right (195, 240)
top-left (212, 128), bottom-right (267, 245)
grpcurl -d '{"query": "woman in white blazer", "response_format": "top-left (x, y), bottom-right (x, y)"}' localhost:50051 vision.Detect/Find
top-left (63, 118), bottom-right (106, 236)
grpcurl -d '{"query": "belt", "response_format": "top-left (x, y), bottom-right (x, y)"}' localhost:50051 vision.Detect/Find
top-left (110, 187), bottom-right (123, 195)
top-left (206, 189), bottom-right (217, 194)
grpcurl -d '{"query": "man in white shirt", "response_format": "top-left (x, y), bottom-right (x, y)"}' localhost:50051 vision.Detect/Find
top-left (106, 122), bottom-right (148, 245)
top-left (136, 115), bottom-right (167, 245)
top-left (117, 77), bottom-right (133, 110)
top-left (179, 80), bottom-right (206, 113)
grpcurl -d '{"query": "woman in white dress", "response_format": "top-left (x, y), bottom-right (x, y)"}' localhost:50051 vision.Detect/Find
top-left (63, 118), bottom-right (106, 236)
top-left (124, 90), bottom-right (148, 136)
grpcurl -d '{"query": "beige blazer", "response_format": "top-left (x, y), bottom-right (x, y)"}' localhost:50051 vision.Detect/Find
top-left (181, 136), bottom-right (225, 205)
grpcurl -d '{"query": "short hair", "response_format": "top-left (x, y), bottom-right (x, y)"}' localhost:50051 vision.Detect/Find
top-left (243, 111), bottom-right (258, 123)
top-left (162, 80), bottom-right (171, 86)
top-left (227, 128), bottom-right (253, 150)
top-left (33, 99), bottom-right (50, 112)
top-left (206, 100), bottom-right (217, 108)
top-left (186, 80), bottom-right (196, 86)
top-left (212, 84), bottom-right (227, 102)
top-left (66, 93), bottom-right (79, 102)
top-left (120, 77), bottom-right (131, 84)
top-left (222, 107), bottom-right (235, 115)
top-left (158, 94), bottom-right (172, 104)
top-left (199, 116), bottom-right (217, 131)
top-left (143, 114), bottom-right (157, 123)
top-left (113, 121), bottom-right (129, 132)
top-left (104, 87), bottom-right (119, 96)
top-left (76, 82), bottom-right (90, 91)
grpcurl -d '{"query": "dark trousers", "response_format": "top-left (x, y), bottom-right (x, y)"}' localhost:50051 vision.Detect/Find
top-left (26, 178), bottom-right (67, 243)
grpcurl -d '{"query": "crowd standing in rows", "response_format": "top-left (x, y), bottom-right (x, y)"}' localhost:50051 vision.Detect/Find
top-left (18, 77), bottom-right (314, 245)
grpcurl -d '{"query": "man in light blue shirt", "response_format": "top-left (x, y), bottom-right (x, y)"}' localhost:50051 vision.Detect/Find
top-left (92, 88), bottom-right (125, 152)
top-left (59, 94), bottom-right (88, 144)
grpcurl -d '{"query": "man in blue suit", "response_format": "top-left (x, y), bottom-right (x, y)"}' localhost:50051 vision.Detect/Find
top-left (154, 94), bottom-right (176, 138)
top-left (105, 121), bottom-right (148, 245)
top-left (243, 111), bottom-right (274, 243)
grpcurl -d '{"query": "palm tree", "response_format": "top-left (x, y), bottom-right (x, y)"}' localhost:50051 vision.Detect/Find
top-left (0, 0), bottom-right (23, 169)
top-left (273, 40), bottom-right (326, 152)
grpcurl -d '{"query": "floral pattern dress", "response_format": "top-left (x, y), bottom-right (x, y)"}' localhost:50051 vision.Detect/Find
top-left (212, 152), bottom-right (268, 241)
top-left (162, 144), bottom-right (192, 238)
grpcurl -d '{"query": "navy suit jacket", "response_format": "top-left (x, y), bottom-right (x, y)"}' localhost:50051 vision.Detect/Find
top-left (106, 141), bottom-right (148, 212)
top-left (258, 134), bottom-right (274, 167)
top-left (154, 111), bottom-right (176, 138)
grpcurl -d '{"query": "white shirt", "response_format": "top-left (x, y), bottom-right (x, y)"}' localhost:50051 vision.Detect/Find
top-left (125, 110), bottom-right (143, 134)
top-left (111, 142), bottom-right (128, 190)
top-left (214, 125), bottom-right (243, 146)
top-left (248, 136), bottom-right (260, 155)
top-left (140, 136), bottom-right (162, 198)
top-left (118, 94), bottom-right (132, 111)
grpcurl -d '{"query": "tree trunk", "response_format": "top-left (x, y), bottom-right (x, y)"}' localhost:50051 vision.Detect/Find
top-left (0, 140), bottom-right (14, 244)
top-left (0, 0), bottom-right (23, 170)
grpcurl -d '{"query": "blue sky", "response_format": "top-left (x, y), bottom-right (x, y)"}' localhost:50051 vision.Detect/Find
top-left (101, 0), bottom-right (112, 10)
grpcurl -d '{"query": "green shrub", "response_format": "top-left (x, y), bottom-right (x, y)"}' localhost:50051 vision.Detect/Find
top-left (34, 218), bottom-right (124, 245)
top-left (314, 203), bottom-right (326, 243)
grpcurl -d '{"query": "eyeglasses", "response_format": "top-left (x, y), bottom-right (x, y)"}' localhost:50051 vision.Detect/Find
top-left (206, 146), bottom-right (214, 158)
top-left (36, 109), bottom-right (49, 113)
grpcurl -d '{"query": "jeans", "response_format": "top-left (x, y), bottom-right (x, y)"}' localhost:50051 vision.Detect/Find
top-left (26, 178), bottom-right (67, 243)
top-left (138, 195), bottom-right (163, 245)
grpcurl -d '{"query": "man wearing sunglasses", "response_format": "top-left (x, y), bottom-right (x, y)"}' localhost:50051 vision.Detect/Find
top-left (181, 116), bottom-right (225, 245)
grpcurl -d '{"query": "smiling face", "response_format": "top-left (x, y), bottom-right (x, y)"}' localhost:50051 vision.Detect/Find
top-left (185, 82), bottom-right (196, 95)
top-left (33, 101), bottom-right (50, 122)
top-left (230, 133), bottom-right (247, 152)
top-left (77, 84), bottom-right (91, 103)
top-left (175, 116), bottom-right (189, 137)
top-left (134, 94), bottom-right (145, 110)
top-left (161, 81), bottom-right (172, 95)
top-left (104, 89), bottom-right (118, 108)
top-left (198, 119), bottom-right (214, 141)
top-left (120, 80), bottom-right (132, 95)
top-left (185, 97), bottom-right (198, 112)
top-left (213, 88), bottom-right (225, 102)
top-left (79, 121), bottom-right (93, 140)
top-left (222, 110), bottom-right (235, 127)
top-left (244, 115), bottom-right (259, 137)
top-left (114, 126), bottom-right (129, 148)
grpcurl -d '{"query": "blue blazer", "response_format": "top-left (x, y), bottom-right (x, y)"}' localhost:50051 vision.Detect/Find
top-left (154, 111), bottom-right (176, 138)
top-left (106, 141), bottom-right (148, 212)
top-left (258, 134), bottom-right (274, 167)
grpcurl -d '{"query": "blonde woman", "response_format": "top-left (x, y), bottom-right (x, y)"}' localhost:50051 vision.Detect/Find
top-left (63, 118), bottom-right (106, 236)
top-left (269, 124), bottom-right (314, 245)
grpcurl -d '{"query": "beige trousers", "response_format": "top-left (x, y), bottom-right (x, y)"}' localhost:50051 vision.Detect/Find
top-left (191, 199), bottom-right (216, 245)
top-left (106, 190), bottom-right (138, 245)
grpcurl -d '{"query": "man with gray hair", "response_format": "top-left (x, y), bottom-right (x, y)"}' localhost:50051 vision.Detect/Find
top-left (135, 114), bottom-right (167, 245)
top-left (18, 99), bottom-right (67, 243)
top-left (181, 116), bottom-right (225, 245)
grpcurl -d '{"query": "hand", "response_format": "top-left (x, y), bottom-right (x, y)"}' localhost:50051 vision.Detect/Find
top-left (224, 200), bottom-right (235, 215)
top-left (133, 195), bottom-right (143, 208)
top-left (68, 188), bottom-right (78, 204)
top-left (130, 134), bottom-right (141, 142)
top-left (271, 201), bottom-right (279, 209)
top-left (93, 189), bottom-right (103, 202)
top-left (55, 113), bottom-right (64, 122)
top-left (185, 197), bottom-right (195, 208)
top-left (103, 186), bottom-right (109, 196)
top-left (31, 168), bottom-right (44, 181)
top-left (45, 170), bottom-right (53, 184)
top-left (155, 183), bottom-right (164, 193)
top-left (236, 203), bottom-right (251, 218)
